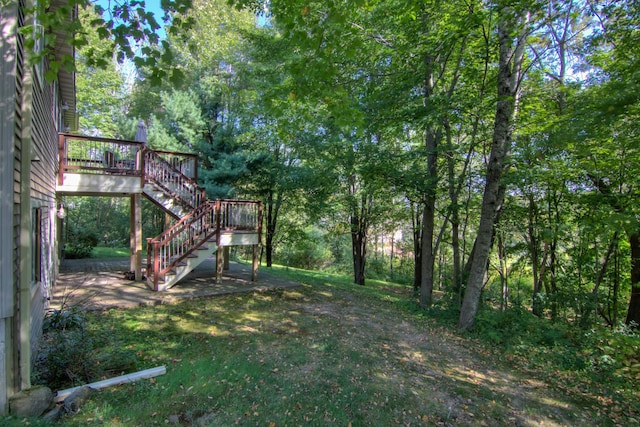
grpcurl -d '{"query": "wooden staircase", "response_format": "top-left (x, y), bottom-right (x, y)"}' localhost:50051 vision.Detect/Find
top-left (56, 133), bottom-right (262, 292)
top-left (141, 149), bottom-right (261, 291)
top-left (141, 148), bottom-right (206, 218)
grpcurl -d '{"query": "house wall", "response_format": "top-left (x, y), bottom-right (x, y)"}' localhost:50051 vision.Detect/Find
top-left (0, 1), bottom-right (19, 415)
top-left (0, 0), bottom-right (65, 414)
top-left (29, 49), bottom-right (60, 355)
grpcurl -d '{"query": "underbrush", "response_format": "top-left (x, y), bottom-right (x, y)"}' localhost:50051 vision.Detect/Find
top-left (456, 302), bottom-right (640, 420)
top-left (33, 307), bottom-right (138, 391)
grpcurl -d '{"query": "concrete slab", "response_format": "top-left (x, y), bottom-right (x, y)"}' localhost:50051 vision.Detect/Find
top-left (52, 258), bottom-right (301, 311)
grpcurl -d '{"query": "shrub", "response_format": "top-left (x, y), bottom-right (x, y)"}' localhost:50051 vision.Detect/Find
top-left (43, 307), bottom-right (84, 332)
top-left (65, 226), bottom-right (99, 259)
top-left (34, 307), bottom-right (138, 390)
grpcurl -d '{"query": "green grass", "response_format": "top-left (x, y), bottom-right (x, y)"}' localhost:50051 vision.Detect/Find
top-left (91, 246), bottom-right (130, 258)
top-left (3, 264), bottom-right (635, 426)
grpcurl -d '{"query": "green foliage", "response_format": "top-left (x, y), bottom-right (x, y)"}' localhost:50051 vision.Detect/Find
top-left (34, 306), bottom-right (138, 391)
top-left (75, 5), bottom-right (127, 137)
top-left (472, 305), bottom-right (587, 371)
top-left (280, 226), bottom-right (332, 270)
top-left (20, 0), bottom-right (194, 86)
top-left (581, 322), bottom-right (640, 381)
top-left (43, 307), bottom-right (85, 332)
top-left (64, 225), bottom-right (99, 259)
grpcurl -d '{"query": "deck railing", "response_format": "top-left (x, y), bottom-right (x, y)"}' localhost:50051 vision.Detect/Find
top-left (152, 150), bottom-right (199, 180)
top-left (58, 133), bottom-right (143, 184)
top-left (146, 200), bottom-right (262, 290)
top-left (141, 148), bottom-right (206, 211)
top-left (220, 200), bottom-right (262, 231)
top-left (59, 133), bottom-right (262, 289)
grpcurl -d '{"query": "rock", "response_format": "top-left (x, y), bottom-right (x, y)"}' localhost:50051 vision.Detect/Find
top-left (195, 412), bottom-right (220, 426)
top-left (168, 414), bottom-right (180, 424)
top-left (42, 405), bottom-right (64, 422)
top-left (8, 386), bottom-right (54, 417)
top-left (63, 386), bottom-right (94, 415)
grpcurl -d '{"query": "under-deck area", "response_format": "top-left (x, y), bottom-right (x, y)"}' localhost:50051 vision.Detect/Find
top-left (56, 133), bottom-right (262, 291)
top-left (53, 258), bottom-right (300, 311)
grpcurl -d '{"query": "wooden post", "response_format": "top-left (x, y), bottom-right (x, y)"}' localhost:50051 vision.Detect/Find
top-left (216, 247), bottom-right (224, 284)
top-left (223, 246), bottom-right (230, 270)
top-left (215, 200), bottom-right (222, 284)
top-left (130, 194), bottom-right (142, 281)
top-left (252, 244), bottom-right (259, 282)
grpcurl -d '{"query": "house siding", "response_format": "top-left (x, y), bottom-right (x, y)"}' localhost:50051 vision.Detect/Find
top-left (29, 58), bottom-right (59, 357)
top-left (0, 0), bottom-right (69, 413)
top-left (0, 0), bottom-right (74, 412)
top-left (0, 0), bottom-right (19, 414)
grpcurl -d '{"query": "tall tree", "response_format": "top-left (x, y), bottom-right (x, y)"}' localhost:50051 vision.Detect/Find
top-left (458, 4), bottom-right (530, 330)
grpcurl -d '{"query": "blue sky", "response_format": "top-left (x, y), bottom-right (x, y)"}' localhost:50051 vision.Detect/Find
top-left (95, 0), bottom-right (168, 39)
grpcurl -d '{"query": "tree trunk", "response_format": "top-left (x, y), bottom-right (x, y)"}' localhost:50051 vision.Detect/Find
top-left (498, 231), bottom-right (508, 311)
top-left (446, 119), bottom-right (462, 300)
top-left (412, 201), bottom-right (422, 293)
top-left (588, 175), bottom-right (640, 327)
top-left (419, 48), bottom-right (440, 307)
top-left (625, 231), bottom-right (640, 325)
top-left (351, 193), bottom-right (370, 286)
top-left (264, 191), bottom-right (280, 268)
top-left (458, 13), bottom-right (527, 330)
top-left (420, 198), bottom-right (436, 306)
top-left (528, 194), bottom-right (544, 316)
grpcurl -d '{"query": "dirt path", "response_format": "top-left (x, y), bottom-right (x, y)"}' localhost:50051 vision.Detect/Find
top-left (295, 288), bottom-right (592, 426)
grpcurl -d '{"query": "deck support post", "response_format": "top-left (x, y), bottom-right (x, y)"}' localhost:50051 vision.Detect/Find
top-left (216, 246), bottom-right (224, 284)
top-left (252, 244), bottom-right (259, 282)
top-left (130, 194), bottom-right (142, 281)
top-left (223, 246), bottom-right (230, 270)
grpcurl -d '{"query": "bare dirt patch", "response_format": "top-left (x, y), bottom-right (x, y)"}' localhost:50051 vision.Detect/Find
top-left (294, 286), bottom-right (593, 426)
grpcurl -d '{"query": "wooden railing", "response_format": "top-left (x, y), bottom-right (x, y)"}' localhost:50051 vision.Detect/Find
top-left (146, 200), bottom-right (262, 290)
top-left (142, 148), bottom-right (207, 211)
top-left (58, 133), bottom-right (143, 184)
top-left (58, 133), bottom-right (263, 290)
top-left (152, 150), bottom-right (199, 180)
top-left (219, 200), bottom-right (262, 231)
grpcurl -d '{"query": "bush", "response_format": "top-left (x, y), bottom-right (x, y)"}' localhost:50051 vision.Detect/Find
top-left (281, 228), bottom-right (332, 270)
top-left (34, 307), bottom-right (138, 390)
top-left (43, 307), bottom-right (85, 332)
top-left (65, 226), bottom-right (99, 259)
top-left (582, 322), bottom-right (640, 380)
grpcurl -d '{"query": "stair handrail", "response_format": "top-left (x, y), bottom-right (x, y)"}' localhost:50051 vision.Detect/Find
top-left (141, 147), bottom-right (207, 211)
top-left (145, 199), bottom-right (263, 291)
top-left (146, 200), bottom-right (220, 291)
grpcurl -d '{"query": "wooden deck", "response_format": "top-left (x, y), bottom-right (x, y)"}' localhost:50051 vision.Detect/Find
top-left (56, 133), bottom-right (262, 291)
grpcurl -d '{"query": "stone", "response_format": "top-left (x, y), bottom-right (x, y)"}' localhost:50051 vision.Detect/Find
top-left (8, 386), bottom-right (54, 417)
top-left (42, 405), bottom-right (64, 422)
top-left (63, 386), bottom-right (94, 415)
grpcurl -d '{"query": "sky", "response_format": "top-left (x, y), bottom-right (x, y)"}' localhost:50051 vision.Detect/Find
top-left (93, 0), bottom-right (170, 90)
top-left (95, 0), bottom-right (168, 39)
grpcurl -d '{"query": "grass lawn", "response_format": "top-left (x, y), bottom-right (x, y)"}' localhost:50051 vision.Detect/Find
top-left (91, 246), bottom-right (130, 258)
top-left (3, 265), bottom-right (633, 426)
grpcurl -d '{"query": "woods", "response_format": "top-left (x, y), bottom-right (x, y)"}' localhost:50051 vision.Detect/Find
top-left (44, 0), bottom-right (640, 331)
